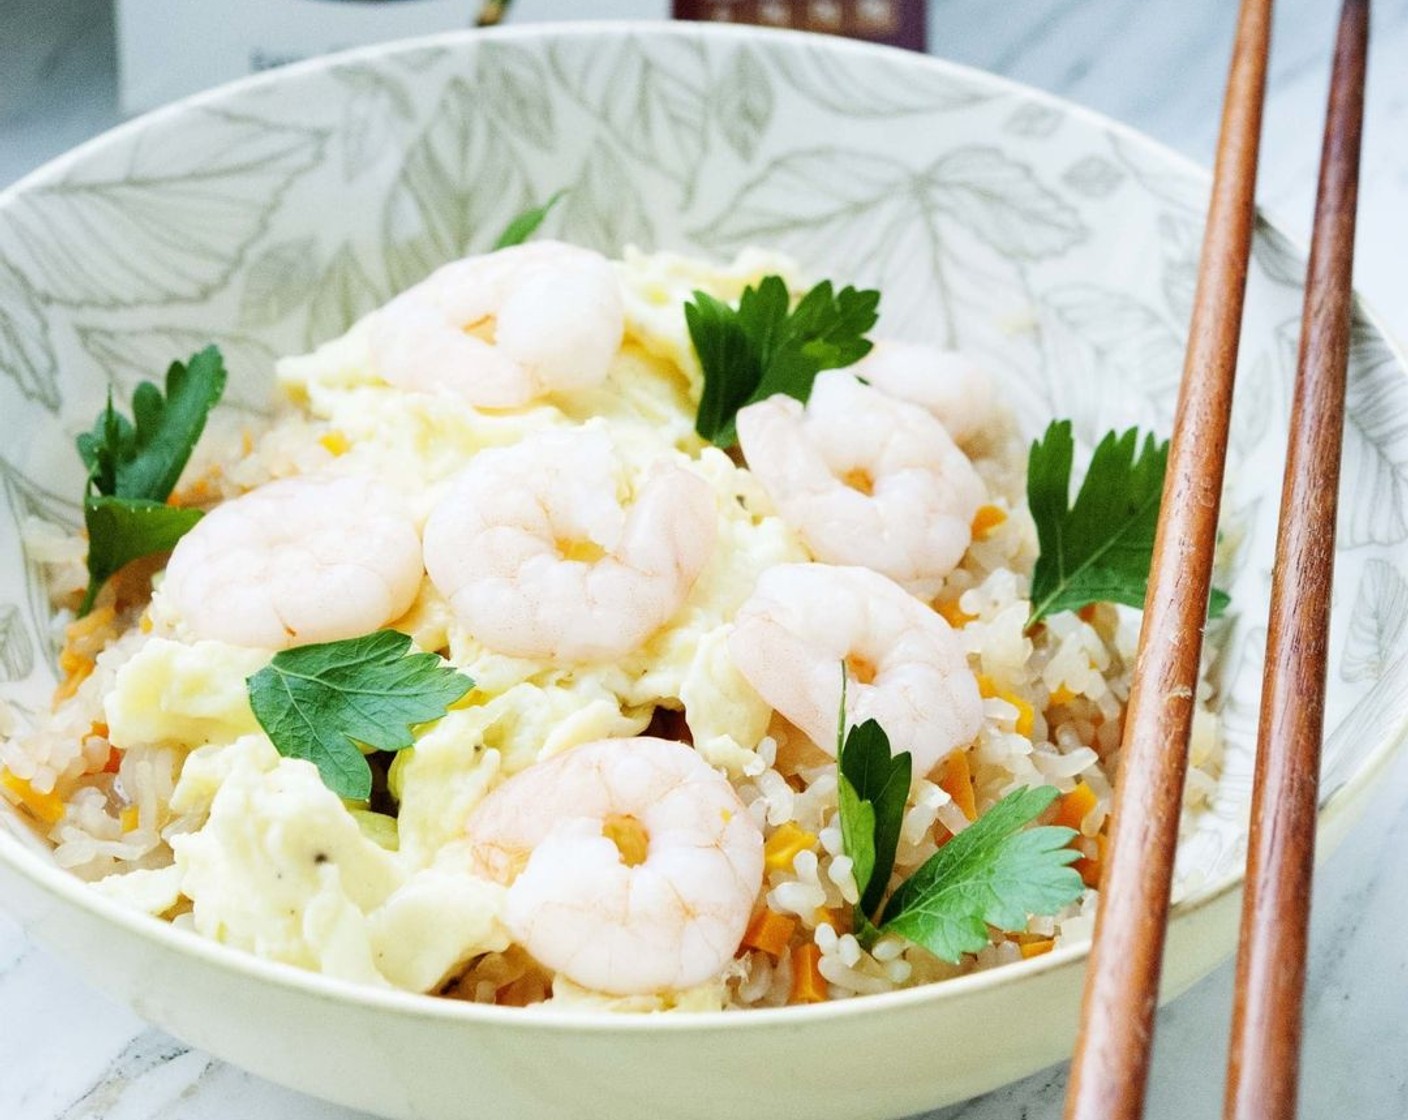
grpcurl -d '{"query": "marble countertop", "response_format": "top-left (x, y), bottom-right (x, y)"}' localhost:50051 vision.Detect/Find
top-left (2, 1), bottom-right (1407, 1117)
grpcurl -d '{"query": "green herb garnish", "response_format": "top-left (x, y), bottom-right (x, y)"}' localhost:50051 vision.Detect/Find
top-left (835, 675), bottom-right (1083, 961)
top-left (246, 630), bottom-right (473, 801)
top-left (836, 673), bottom-right (911, 927)
top-left (83, 499), bottom-right (203, 615)
top-left (493, 190), bottom-right (567, 250)
top-left (878, 785), bottom-right (1082, 962)
top-left (686, 275), bottom-right (879, 447)
top-left (75, 346), bottom-right (227, 613)
top-left (1026, 420), bottom-right (1229, 629)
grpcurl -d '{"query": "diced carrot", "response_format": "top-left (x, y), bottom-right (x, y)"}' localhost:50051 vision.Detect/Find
top-left (789, 943), bottom-right (828, 1004)
top-left (496, 973), bottom-right (548, 1007)
top-left (53, 606), bottom-right (116, 703)
top-left (813, 906), bottom-right (850, 934)
top-left (763, 821), bottom-right (817, 872)
top-left (1073, 832), bottom-right (1107, 889)
top-left (52, 656), bottom-right (96, 701)
top-left (0, 771), bottom-right (65, 826)
top-left (68, 605), bottom-right (116, 644)
top-left (1013, 698), bottom-right (1034, 738)
top-left (970, 504), bottom-right (1008, 541)
top-left (936, 750), bottom-right (977, 822)
top-left (741, 909), bottom-right (798, 958)
top-left (319, 430), bottom-right (351, 456)
top-left (102, 747), bottom-right (123, 775)
top-left (935, 598), bottom-right (974, 628)
top-left (120, 805), bottom-right (140, 832)
top-left (1053, 781), bottom-right (1098, 833)
top-left (1048, 684), bottom-right (1078, 707)
top-left (976, 674), bottom-right (1035, 738)
top-left (1019, 938), bottom-right (1055, 960)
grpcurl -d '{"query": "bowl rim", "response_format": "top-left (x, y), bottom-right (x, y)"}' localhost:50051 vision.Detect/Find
top-left (2, 18), bottom-right (1407, 1032)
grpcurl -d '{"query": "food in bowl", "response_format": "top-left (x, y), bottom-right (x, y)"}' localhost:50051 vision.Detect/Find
top-left (0, 221), bottom-right (1226, 1011)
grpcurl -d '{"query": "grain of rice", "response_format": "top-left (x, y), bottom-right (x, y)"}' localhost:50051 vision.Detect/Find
top-left (826, 855), bottom-right (859, 904)
top-left (872, 936), bottom-right (906, 963)
top-left (884, 959), bottom-right (912, 984)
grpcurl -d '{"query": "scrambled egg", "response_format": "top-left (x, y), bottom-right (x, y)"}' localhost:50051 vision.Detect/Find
top-left (104, 639), bottom-right (267, 751)
top-left (97, 250), bottom-right (806, 996)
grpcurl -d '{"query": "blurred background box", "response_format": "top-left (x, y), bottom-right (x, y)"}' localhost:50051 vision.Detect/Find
top-left (117, 0), bottom-right (481, 113)
top-left (672, 1), bottom-right (924, 50)
top-left (115, 0), bottom-right (921, 115)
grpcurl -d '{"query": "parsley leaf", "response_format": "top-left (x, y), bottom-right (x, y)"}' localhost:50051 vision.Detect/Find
top-left (78, 347), bottom-right (227, 502)
top-left (879, 786), bottom-right (1083, 963)
top-left (687, 292), bottom-right (758, 447)
top-left (1027, 420), bottom-right (1229, 628)
top-left (80, 498), bottom-right (203, 616)
top-left (75, 347), bottom-right (227, 614)
top-left (838, 719), bottom-right (911, 921)
top-left (246, 630), bottom-right (474, 801)
top-left (493, 190), bottom-right (567, 249)
top-left (832, 672), bottom-right (1085, 960)
top-left (686, 275), bottom-right (879, 447)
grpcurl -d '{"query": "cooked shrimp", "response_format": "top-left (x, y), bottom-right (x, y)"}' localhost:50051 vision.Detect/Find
top-left (736, 370), bottom-right (985, 599)
top-left (368, 242), bottom-right (624, 408)
top-left (464, 736), bottom-right (764, 995)
top-left (160, 475), bottom-right (422, 650)
top-left (422, 425), bottom-right (715, 662)
top-left (728, 563), bottom-right (982, 776)
top-left (850, 340), bottom-right (993, 444)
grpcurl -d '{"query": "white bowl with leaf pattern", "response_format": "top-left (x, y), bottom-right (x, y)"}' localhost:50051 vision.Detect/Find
top-left (1, 22), bottom-right (1407, 1120)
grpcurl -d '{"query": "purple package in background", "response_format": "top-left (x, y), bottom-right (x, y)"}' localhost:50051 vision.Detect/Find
top-left (672, 0), bottom-right (925, 51)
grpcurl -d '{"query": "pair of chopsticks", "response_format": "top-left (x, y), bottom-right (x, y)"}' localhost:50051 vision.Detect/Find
top-left (1064, 1), bottom-right (1370, 1119)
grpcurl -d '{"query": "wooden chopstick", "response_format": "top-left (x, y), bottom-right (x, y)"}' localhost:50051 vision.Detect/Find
top-left (1063, 2), bottom-right (1275, 1118)
top-left (1223, 3), bottom-right (1370, 1118)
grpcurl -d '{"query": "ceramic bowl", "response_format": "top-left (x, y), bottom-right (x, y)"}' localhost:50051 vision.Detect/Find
top-left (1, 23), bottom-right (1406, 1120)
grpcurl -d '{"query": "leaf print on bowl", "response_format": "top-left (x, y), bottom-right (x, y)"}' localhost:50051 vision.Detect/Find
top-left (1215, 493), bottom-right (1264, 593)
top-left (1061, 155), bottom-right (1125, 199)
top-left (76, 326), bottom-right (277, 416)
top-left (1342, 322), bottom-right (1408, 548)
top-left (0, 258), bottom-right (57, 412)
top-left (477, 42), bottom-right (557, 152)
top-left (382, 78), bottom-right (533, 293)
top-left (1003, 102), bottom-right (1064, 139)
top-left (1109, 131), bottom-right (1208, 216)
top-left (1252, 219), bottom-right (1308, 289)
top-left (1, 460), bottom-right (79, 664)
top-left (713, 45), bottom-right (774, 162)
top-left (1324, 643), bottom-right (1408, 798)
top-left (307, 245), bottom-right (384, 349)
top-left (768, 42), bottom-right (988, 117)
top-left (239, 237), bottom-right (320, 328)
top-left (559, 145), bottom-right (656, 257)
top-left (693, 145), bottom-right (1084, 419)
top-left (333, 66), bottom-right (416, 183)
top-left (549, 36), bottom-right (711, 185)
top-left (0, 604), bottom-right (34, 683)
top-left (0, 459), bottom-right (79, 533)
top-left (0, 111), bottom-right (325, 310)
top-left (1342, 559), bottom-right (1408, 684)
top-left (1157, 212), bottom-right (1199, 327)
top-left (1228, 351), bottom-right (1277, 464)
top-left (1036, 283), bottom-right (1183, 445)
top-left (924, 147), bottom-right (1087, 258)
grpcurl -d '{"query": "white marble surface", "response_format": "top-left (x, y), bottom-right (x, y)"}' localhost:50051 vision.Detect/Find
top-left (2, 1), bottom-right (1407, 1117)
